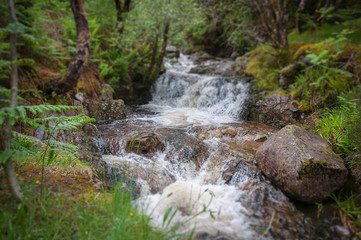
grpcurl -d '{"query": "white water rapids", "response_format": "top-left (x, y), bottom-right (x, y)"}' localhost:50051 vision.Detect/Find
top-left (92, 53), bottom-right (318, 240)
top-left (140, 54), bottom-right (249, 127)
top-left (98, 54), bottom-right (261, 239)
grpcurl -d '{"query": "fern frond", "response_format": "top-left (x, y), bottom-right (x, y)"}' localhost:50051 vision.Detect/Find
top-left (24, 104), bottom-right (82, 116)
top-left (55, 114), bottom-right (96, 131)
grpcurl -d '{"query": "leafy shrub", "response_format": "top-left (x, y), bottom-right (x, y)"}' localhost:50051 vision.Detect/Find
top-left (316, 96), bottom-right (360, 157)
top-left (291, 31), bottom-right (356, 111)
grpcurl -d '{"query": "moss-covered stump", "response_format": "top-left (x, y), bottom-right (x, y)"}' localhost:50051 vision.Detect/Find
top-left (255, 125), bottom-right (348, 203)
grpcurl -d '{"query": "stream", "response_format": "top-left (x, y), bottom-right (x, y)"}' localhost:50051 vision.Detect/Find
top-left (91, 54), bottom-right (317, 239)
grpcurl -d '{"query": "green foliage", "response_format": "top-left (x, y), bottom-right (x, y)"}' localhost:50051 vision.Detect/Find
top-left (0, 87), bottom-right (95, 196)
top-left (316, 96), bottom-right (361, 157)
top-left (290, 32), bottom-right (356, 111)
top-left (289, 18), bottom-right (361, 44)
top-left (0, 183), bottom-right (175, 240)
top-left (331, 191), bottom-right (361, 238)
top-left (245, 46), bottom-right (290, 90)
top-left (123, 0), bottom-right (206, 49)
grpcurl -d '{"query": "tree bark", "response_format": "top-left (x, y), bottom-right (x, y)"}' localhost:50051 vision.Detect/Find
top-left (157, 19), bottom-right (170, 69)
top-left (295, 0), bottom-right (307, 33)
top-left (2, 0), bottom-right (23, 202)
top-left (114, 0), bottom-right (131, 34)
top-left (254, 0), bottom-right (289, 49)
top-left (148, 36), bottom-right (159, 76)
top-left (52, 0), bottom-right (90, 94)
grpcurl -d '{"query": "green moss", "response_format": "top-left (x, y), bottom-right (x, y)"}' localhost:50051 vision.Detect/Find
top-left (299, 157), bottom-right (328, 179)
top-left (245, 46), bottom-right (282, 90)
top-left (322, 149), bottom-right (339, 158)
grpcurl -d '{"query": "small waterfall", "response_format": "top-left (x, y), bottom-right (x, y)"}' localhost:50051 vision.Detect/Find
top-left (91, 54), bottom-right (313, 239)
top-left (143, 54), bottom-right (249, 127)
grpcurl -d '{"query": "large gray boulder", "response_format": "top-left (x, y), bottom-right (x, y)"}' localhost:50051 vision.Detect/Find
top-left (255, 125), bottom-right (348, 203)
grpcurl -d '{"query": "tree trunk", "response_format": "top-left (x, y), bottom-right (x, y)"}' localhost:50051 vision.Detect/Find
top-left (148, 36), bottom-right (159, 76)
top-left (157, 19), bottom-right (170, 69)
top-left (52, 0), bottom-right (90, 94)
top-left (296, 0), bottom-right (307, 33)
top-left (2, 0), bottom-right (23, 202)
top-left (254, 0), bottom-right (289, 49)
top-left (114, 0), bottom-right (131, 34)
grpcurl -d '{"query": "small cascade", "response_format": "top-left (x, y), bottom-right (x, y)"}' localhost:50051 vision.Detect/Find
top-left (143, 54), bottom-right (249, 127)
top-left (90, 54), bottom-right (314, 239)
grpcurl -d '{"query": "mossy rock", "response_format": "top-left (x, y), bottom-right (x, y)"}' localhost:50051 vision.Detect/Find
top-left (255, 125), bottom-right (348, 203)
top-left (245, 47), bottom-right (281, 90)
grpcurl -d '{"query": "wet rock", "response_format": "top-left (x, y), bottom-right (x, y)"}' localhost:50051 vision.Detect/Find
top-left (125, 133), bottom-right (164, 157)
top-left (165, 45), bottom-right (180, 58)
top-left (255, 125), bottom-right (348, 203)
top-left (221, 126), bottom-right (237, 137)
top-left (238, 179), bottom-right (314, 239)
top-left (208, 129), bottom-right (223, 138)
top-left (189, 61), bottom-right (234, 76)
top-left (279, 64), bottom-right (299, 89)
top-left (237, 141), bottom-right (263, 155)
top-left (243, 133), bottom-right (255, 141)
top-left (192, 51), bottom-right (213, 64)
top-left (232, 56), bottom-right (249, 76)
top-left (222, 153), bottom-right (256, 182)
top-left (198, 133), bottom-right (210, 140)
top-left (254, 134), bottom-right (267, 142)
top-left (163, 130), bottom-right (209, 170)
top-left (247, 94), bottom-right (305, 129)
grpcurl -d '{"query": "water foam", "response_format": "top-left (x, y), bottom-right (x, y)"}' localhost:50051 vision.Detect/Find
top-left (137, 181), bottom-right (256, 239)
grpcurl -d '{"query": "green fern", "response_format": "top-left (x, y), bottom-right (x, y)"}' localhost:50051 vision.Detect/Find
top-left (0, 86), bottom-right (96, 195)
top-left (317, 96), bottom-right (360, 156)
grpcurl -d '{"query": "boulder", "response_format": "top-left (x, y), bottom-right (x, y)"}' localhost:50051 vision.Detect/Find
top-left (232, 56), bottom-right (249, 76)
top-left (125, 133), bottom-right (164, 157)
top-left (255, 125), bottom-right (348, 203)
top-left (247, 94), bottom-right (305, 128)
top-left (192, 51), bottom-right (213, 64)
top-left (165, 45), bottom-right (180, 58)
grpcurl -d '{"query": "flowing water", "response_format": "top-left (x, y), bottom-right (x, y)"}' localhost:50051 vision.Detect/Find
top-left (92, 54), bottom-right (313, 239)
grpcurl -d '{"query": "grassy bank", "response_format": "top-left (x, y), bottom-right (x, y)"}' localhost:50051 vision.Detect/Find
top-left (0, 160), bottom-right (180, 240)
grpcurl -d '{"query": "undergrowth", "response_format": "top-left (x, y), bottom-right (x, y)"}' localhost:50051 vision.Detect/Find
top-left (316, 96), bottom-right (361, 158)
top-left (331, 192), bottom-right (361, 238)
top-left (0, 179), bottom-right (172, 240)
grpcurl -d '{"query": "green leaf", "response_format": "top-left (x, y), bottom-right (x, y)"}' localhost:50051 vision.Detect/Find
top-left (162, 207), bottom-right (173, 226)
top-left (0, 150), bottom-right (13, 164)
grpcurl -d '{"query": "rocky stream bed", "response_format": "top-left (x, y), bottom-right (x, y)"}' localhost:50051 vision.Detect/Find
top-left (80, 53), bottom-right (353, 239)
